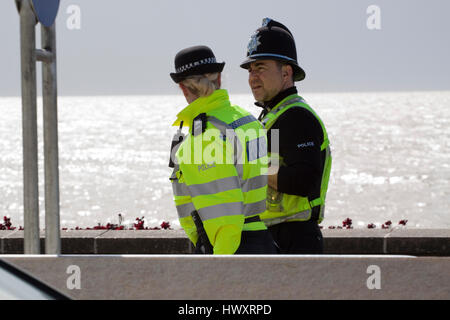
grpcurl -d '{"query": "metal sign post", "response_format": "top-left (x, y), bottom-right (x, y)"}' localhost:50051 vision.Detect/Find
top-left (16, 0), bottom-right (61, 254)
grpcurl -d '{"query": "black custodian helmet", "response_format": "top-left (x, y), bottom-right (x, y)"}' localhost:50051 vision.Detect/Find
top-left (240, 18), bottom-right (306, 82)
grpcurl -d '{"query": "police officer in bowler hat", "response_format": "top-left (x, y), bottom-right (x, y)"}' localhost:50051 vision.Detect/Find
top-left (169, 45), bottom-right (278, 254)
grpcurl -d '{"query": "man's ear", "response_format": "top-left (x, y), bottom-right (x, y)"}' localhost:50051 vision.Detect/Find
top-left (282, 64), bottom-right (294, 84)
top-left (217, 73), bottom-right (222, 88)
top-left (282, 64), bottom-right (293, 79)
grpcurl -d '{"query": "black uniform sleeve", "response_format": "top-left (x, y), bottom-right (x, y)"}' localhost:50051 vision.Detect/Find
top-left (270, 107), bottom-right (323, 197)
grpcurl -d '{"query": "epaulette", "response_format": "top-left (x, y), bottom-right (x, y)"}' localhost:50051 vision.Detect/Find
top-left (192, 113), bottom-right (207, 136)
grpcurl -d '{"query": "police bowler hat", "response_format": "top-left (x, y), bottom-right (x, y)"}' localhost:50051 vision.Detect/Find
top-left (170, 45), bottom-right (225, 83)
top-left (240, 18), bottom-right (306, 82)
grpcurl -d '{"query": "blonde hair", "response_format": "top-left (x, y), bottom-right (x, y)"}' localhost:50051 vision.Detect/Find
top-left (181, 73), bottom-right (220, 97)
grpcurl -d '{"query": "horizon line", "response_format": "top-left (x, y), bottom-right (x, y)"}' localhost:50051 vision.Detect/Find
top-left (1, 88), bottom-right (450, 98)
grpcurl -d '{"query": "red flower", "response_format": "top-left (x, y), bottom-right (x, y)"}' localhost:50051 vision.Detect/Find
top-left (160, 221), bottom-right (171, 230)
top-left (342, 218), bottom-right (352, 228)
top-left (367, 223), bottom-right (376, 229)
top-left (398, 220), bottom-right (408, 226)
top-left (134, 217), bottom-right (145, 230)
top-left (1, 216), bottom-right (14, 230)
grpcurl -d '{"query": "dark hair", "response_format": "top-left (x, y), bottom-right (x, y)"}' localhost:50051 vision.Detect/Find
top-left (275, 61), bottom-right (295, 82)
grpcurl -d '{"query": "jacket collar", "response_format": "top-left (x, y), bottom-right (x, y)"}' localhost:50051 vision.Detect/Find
top-left (172, 89), bottom-right (231, 127)
top-left (256, 86), bottom-right (298, 120)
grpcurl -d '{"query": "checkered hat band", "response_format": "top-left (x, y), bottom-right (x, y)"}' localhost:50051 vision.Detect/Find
top-left (176, 57), bottom-right (217, 73)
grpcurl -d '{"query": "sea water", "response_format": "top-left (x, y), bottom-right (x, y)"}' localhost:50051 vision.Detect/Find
top-left (1, 91), bottom-right (449, 229)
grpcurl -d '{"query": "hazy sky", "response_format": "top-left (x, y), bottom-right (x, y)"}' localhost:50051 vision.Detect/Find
top-left (1, 0), bottom-right (450, 96)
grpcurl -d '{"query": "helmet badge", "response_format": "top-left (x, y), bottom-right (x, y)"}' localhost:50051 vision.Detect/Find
top-left (261, 17), bottom-right (272, 27)
top-left (247, 33), bottom-right (261, 55)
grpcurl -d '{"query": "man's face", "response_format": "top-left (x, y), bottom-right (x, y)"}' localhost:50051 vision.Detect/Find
top-left (248, 60), bottom-right (285, 103)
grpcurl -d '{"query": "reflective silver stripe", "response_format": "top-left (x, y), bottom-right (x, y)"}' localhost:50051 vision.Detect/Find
top-left (229, 114), bottom-right (257, 129)
top-left (319, 203), bottom-right (325, 222)
top-left (286, 210), bottom-right (311, 221)
top-left (243, 199), bottom-right (266, 216)
top-left (270, 97), bottom-right (305, 116)
top-left (170, 165), bottom-right (179, 180)
top-left (198, 201), bottom-right (244, 221)
top-left (242, 175), bottom-right (267, 193)
top-left (176, 202), bottom-right (195, 219)
top-left (207, 116), bottom-right (231, 134)
top-left (234, 132), bottom-right (244, 173)
top-left (247, 136), bottom-right (267, 162)
top-left (207, 116), bottom-right (235, 147)
top-left (262, 210), bottom-right (311, 226)
top-left (188, 176), bottom-right (240, 197)
top-left (235, 163), bottom-right (244, 180)
top-left (208, 116), bottom-right (240, 151)
top-left (172, 180), bottom-right (190, 197)
top-left (262, 97), bottom-right (305, 128)
top-left (208, 116), bottom-right (244, 179)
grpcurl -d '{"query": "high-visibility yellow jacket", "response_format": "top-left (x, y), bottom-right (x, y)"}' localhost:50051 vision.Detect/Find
top-left (259, 94), bottom-right (332, 226)
top-left (170, 89), bottom-right (269, 254)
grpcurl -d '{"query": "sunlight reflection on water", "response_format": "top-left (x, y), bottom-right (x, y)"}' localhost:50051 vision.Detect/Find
top-left (1, 91), bottom-right (449, 229)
